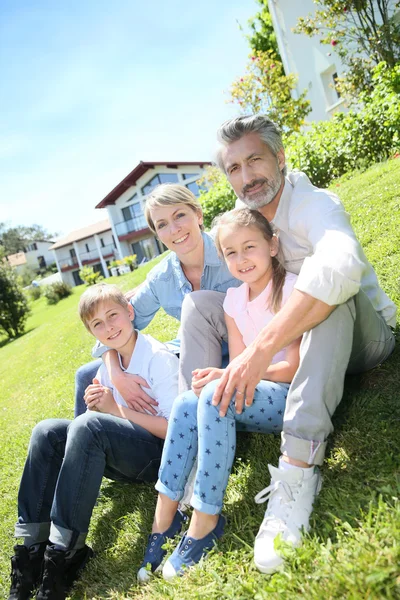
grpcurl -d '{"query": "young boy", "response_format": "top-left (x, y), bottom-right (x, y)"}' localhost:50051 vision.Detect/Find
top-left (8, 283), bottom-right (183, 600)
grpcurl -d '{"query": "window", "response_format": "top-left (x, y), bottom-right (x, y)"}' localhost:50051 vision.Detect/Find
top-left (100, 238), bottom-right (105, 247)
top-left (185, 181), bottom-right (201, 196)
top-left (141, 172), bottom-right (179, 196)
top-left (182, 172), bottom-right (200, 180)
top-left (85, 243), bottom-right (90, 253)
top-left (70, 248), bottom-right (76, 258)
top-left (321, 64), bottom-right (341, 108)
top-left (112, 235), bottom-right (117, 249)
top-left (122, 201), bottom-right (143, 222)
top-left (126, 192), bottom-right (138, 204)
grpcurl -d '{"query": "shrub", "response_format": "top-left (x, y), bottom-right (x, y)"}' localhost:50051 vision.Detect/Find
top-left (79, 266), bottom-right (103, 286)
top-left (29, 286), bottom-right (42, 301)
top-left (43, 281), bottom-right (72, 305)
top-left (0, 264), bottom-right (30, 338)
top-left (286, 62), bottom-right (400, 188)
top-left (123, 254), bottom-right (137, 270)
top-left (198, 168), bottom-right (237, 229)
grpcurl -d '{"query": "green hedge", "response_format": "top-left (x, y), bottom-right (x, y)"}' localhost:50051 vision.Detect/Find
top-left (286, 62), bottom-right (400, 188)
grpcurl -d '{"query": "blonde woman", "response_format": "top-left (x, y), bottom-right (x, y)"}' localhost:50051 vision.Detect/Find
top-left (74, 183), bottom-right (240, 415)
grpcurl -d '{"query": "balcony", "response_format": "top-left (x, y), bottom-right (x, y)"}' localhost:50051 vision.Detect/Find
top-left (59, 256), bottom-right (79, 270)
top-left (59, 244), bottom-right (116, 272)
top-left (115, 215), bottom-right (149, 238)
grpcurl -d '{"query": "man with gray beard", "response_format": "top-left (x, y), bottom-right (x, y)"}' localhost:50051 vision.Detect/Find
top-left (177, 114), bottom-right (396, 574)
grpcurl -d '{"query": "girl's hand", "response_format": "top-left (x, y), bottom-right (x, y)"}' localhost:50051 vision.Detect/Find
top-left (191, 367), bottom-right (225, 397)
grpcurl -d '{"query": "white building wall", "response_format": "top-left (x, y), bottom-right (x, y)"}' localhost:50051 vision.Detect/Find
top-left (268, 0), bottom-right (347, 122)
top-left (52, 229), bottom-right (117, 287)
top-left (25, 241), bottom-right (56, 269)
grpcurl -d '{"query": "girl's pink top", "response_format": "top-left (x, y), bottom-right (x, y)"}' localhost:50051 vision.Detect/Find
top-left (223, 272), bottom-right (297, 364)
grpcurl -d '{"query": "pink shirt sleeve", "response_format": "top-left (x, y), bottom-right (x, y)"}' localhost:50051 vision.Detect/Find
top-left (281, 272), bottom-right (297, 308)
top-left (223, 285), bottom-right (243, 318)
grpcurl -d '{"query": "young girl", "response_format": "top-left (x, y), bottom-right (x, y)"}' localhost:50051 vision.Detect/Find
top-left (138, 208), bottom-right (301, 581)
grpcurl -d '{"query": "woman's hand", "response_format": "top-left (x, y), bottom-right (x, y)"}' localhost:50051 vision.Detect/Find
top-left (191, 367), bottom-right (225, 397)
top-left (112, 371), bottom-right (158, 414)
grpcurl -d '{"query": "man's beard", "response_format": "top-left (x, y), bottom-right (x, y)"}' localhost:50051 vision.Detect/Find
top-left (240, 170), bottom-right (282, 210)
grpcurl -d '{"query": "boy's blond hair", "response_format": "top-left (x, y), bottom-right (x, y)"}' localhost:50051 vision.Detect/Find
top-left (78, 283), bottom-right (129, 331)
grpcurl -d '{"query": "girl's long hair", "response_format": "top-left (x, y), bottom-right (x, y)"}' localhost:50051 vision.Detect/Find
top-left (213, 208), bottom-right (286, 314)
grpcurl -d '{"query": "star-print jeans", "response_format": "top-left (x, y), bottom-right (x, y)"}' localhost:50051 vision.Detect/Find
top-left (155, 378), bottom-right (289, 515)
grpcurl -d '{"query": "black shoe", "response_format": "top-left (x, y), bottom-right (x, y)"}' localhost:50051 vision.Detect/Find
top-left (36, 545), bottom-right (93, 600)
top-left (8, 543), bottom-right (47, 600)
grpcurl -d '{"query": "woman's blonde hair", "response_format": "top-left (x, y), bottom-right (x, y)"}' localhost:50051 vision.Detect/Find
top-left (144, 183), bottom-right (204, 234)
top-left (213, 208), bottom-right (286, 314)
top-left (78, 283), bottom-right (129, 331)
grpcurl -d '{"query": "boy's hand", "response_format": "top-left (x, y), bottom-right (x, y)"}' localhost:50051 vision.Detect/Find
top-left (191, 367), bottom-right (225, 397)
top-left (84, 378), bottom-right (117, 415)
top-left (113, 371), bottom-right (158, 414)
top-left (94, 386), bottom-right (117, 415)
top-left (84, 379), bottom-right (105, 410)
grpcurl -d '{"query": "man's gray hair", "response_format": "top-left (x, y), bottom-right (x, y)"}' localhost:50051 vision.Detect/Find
top-left (215, 114), bottom-right (287, 176)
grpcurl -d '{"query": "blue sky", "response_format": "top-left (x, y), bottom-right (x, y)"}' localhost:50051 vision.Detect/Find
top-left (0, 0), bottom-right (257, 238)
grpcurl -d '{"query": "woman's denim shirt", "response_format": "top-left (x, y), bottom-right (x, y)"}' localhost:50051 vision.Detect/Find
top-left (132, 232), bottom-right (240, 329)
top-left (92, 232), bottom-right (240, 358)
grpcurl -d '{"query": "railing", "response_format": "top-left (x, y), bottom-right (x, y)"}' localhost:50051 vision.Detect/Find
top-left (58, 244), bottom-right (117, 270)
top-left (101, 243), bottom-right (116, 258)
top-left (59, 256), bottom-right (79, 269)
top-left (114, 215), bottom-right (148, 237)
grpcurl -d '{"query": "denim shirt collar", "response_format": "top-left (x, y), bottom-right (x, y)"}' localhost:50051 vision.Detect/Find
top-left (169, 232), bottom-right (221, 291)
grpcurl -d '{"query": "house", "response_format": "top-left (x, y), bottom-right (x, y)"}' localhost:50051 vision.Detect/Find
top-left (95, 161), bottom-right (210, 263)
top-left (49, 220), bottom-right (116, 287)
top-left (268, 0), bottom-right (347, 121)
top-left (6, 240), bottom-right (56, 275)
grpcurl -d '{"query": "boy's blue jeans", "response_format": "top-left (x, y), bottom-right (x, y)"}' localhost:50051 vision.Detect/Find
top-left (155, 378), bottom-right (289, 515)
top-left (15, 411), bottom-right (163, 550)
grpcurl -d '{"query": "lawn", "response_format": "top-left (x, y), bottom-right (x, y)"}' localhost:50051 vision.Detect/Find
top-left (1, 159), bottom-right (399, 599)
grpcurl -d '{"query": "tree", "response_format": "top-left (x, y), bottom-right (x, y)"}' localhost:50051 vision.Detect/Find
top-left (229, 50), bottom-right (311, 133)
top-left (198, 167), bottom-right (237, 229)
top-left (0, 264), bottom-right (30, 339)
top-left (228, 1), bottom-right (311, 133)
top-left (244, 0), bottom-right (281, 58)
top-left (294, 0), bottom-right (400, 98)
top-left (0, 223), bottom-right (56, 256)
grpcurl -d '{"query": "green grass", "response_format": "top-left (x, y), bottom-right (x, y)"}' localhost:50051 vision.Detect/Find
top-left (1, 160), bottom-right (400, 599)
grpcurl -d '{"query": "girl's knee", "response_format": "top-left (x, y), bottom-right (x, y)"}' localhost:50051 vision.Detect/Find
top-left (198, 380), bottom-right (221, 412)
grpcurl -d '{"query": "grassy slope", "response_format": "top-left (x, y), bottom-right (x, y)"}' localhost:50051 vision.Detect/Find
top-left (0, 160), bottom-right (399, 599)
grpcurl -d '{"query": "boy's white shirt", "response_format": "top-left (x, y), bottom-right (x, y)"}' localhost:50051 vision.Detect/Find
top-left (95, 331), bottom-right (179, 420)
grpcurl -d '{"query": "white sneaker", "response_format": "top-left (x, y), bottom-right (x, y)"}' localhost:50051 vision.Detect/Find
top-left (253, 464), bottom-right (322, 574)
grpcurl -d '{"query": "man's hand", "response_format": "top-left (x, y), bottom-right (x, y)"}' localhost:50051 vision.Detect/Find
top-left (212, 345), bottom-right (273, 416)
top-left (191, 367), bottom-right (225, 397)
top-left (112, 371), bottom-right (158, 414)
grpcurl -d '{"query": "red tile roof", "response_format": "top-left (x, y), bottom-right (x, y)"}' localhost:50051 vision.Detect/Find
top-left (49, 219), bottom-right (112, 250)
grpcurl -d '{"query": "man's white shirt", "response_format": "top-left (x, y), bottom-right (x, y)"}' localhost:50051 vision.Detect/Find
top-left (237, 171), bottom-right (396, 327)
top-left (96, 331), bottom-right (179, 419)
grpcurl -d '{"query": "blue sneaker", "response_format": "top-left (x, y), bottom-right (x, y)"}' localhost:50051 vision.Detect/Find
top-left (163, 514), bottom-right (226, 580)
top-left (137, 510), bottom-right (188, 583)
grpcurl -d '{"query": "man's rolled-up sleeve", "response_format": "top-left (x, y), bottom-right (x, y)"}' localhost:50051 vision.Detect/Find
top-left (294, 202), bottom-right (366, 306)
